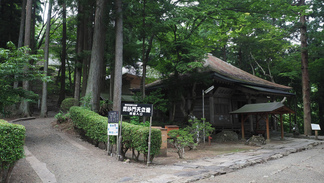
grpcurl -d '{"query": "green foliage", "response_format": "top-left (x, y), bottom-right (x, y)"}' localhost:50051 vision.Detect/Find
top-left (0, 119), bottom-right (26, 170)
top-left (167, 117), bottom-right (214, 158)
top-left (122, 121), bottom-right (161, 161)
top-left (55, 111), bottom-right (70, 124)
top-left (133, 88), bottom-right (168, 113)
top-left (60, 98), bottom-right (78, 112)
top-left (129, 116), bottom-right (150, 127)
top-left (0, 42), bottom-right (45, 116)
top-left (69, 107), bottom-right (161, 161)
top-left (185, 117), bottom-right (214, 144)
top-left (69, 106), bottom-right (108, 143)
top-left (80, 93), bottom-right (92, 110)
top-left (168, 129), bottom-right (196, 159)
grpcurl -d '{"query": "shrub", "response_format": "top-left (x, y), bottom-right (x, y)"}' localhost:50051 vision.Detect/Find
top-left (185, 118), bottom-right (214, 144)
top-left (0, 119), bottom-right (26, 182)
top-left (167, 118), bottom-right (214, 159)
top-left (80, 94), bottom-right (92, 110)
top-left (69, 106), bottom-right (108, 142)
top-left (69, 106), bottom-right (161, 161)
top-left (168, 129), bottom-right (196, 159)
top-left (54, 111), bottom-right (70, 123)
top-left (129, 116), bottom-right (150, 127)
top-left (60, 98), bottom-right (78, 112)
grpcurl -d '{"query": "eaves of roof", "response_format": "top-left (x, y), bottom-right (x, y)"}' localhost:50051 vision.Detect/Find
top-left (230, 102), bottom-right (295, 115)
top-left (205, 54), bottom-right (292, 91)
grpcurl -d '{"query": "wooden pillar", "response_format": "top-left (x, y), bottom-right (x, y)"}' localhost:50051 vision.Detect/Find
top-left (280, 114), bottom-right (284, 140)
top-left (209, 96), bottom-right (214, 124)
top-left (266, 114), bottom-right (270, 142)
top-left (241, 114), bottom-right (245, 140)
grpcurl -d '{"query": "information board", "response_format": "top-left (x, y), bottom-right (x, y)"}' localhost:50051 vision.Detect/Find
top-left (107, 123), bottom-right (118, 136)
top-left (121, 103), bottom-right (153, 116)
top-left (108, 111), bottom-right (119, 123)
top-left (311, 123), bottom-right (321, 131)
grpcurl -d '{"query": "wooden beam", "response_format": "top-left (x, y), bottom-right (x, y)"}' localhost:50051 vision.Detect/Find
top-left (241, 114), bottom-right (245, 140)
top-left (280, 114), bottom-right (284, 140)
top-left (266, 114), bottom-right (270, 142)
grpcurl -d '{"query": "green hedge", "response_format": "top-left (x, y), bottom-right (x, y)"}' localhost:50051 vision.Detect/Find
top-left (69, 107), bottom-right (161, 160)
top-left (0, 119), bottom-right (26, 181)
top-left (60, 98), bottom-right (78, 112)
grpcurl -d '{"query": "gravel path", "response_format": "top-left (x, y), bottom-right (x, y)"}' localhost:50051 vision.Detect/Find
top-left (9, 118), bottom-right (177, 183)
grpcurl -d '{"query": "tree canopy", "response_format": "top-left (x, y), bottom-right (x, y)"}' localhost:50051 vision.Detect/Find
top-left (0, 0), bottom-right (323, 134)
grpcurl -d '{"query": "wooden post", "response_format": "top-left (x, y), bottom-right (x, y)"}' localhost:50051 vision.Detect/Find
top-left (147, 116), bottom-right (152, 165)
top-left (241, 114), bottom-right (245, 140)
top-left (118, 115), bottom-right (123, 161)
top-left (280, 114), bottom-right (284, 140)
top-left (266, 114), bottom-right (270, 142)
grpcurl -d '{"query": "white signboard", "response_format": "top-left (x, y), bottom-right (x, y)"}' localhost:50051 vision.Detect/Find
top-left (311, 124), bottom-right (321, 131)
top-left (107, 123), bottom-right (119, 136)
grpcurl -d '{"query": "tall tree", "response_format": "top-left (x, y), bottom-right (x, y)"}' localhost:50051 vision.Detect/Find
top-left (14, 0), bottom-right (27, 89)
top-left (300, 0), bottom-right (311, 135)
top-left (18, 0), bottom-right (26, 48)
top-left (40, 0), bottom-right (52, 117)
top-left (308, 0), bottom-right (324, 134)
top-left (85, 0), bottom-right (108, 112)
top-left (113, 0), bottom-right (123, 113)
top-left (20, 0), bottom-right (32, 117)
top-left (58, 0), bottom-right (67, 106)
top-left (74, 0), bottom-right (84, 105)
top-left (80, 1), bottom-right (94, 98)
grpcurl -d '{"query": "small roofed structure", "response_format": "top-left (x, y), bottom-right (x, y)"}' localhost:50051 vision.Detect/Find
top-left (230, 102), bottom-right (295, 142)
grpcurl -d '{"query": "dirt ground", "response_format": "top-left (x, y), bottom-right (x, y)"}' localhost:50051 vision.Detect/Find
top-left (51, 119), bottom-right (259, 166)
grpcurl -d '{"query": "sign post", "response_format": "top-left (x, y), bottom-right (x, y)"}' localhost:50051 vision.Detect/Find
top-left (121, 103), bottom-right (153, 165)
top-left (107, 111), bottom-right (119, 156)
top-left (311, 123), bottom-right (321, 140)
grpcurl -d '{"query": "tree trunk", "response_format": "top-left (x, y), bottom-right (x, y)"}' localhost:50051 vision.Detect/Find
top-left (85, 0), bottom-right (108, 112)
top-left (40, 0), bottom-right (52, 118)
top-left (141, 0), bottom-right (146, 99)
top-left (58, 2), bottom-right (67, 106)
top-left (318, 85), bottom-right (324, 135)
top-left (300, 0), bottom-right (311, 135)
top-left (20, 0), bottom-right (32, 117)
top-left (110, 65), bottom-right (114, 102)
top-left (14, 0), bottom-right (26, 101)
top-left (74, 0), bottom-right (84, 106)
top-left (113, 0), bottom-right (123, 113)
top-left (81, 4), bottom-right (93, 97)
top-left (18, 0), bottom-right (26, 48)
top-left (30, 0), bottom-right (36, 53)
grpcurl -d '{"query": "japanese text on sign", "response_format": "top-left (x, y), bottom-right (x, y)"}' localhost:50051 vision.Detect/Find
top-left (107, 123), bottom-right (118, 136)
top-left (108, 111), bottom-right (119, 123)
top-left (121, 103), bottom-right (153, 116)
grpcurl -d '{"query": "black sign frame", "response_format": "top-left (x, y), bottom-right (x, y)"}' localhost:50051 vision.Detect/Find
top-left (108, 111), bottom-right (119, 123)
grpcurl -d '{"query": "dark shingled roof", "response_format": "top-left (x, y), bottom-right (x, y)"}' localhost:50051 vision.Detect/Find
top-left (137, 54), bottom-right (294, 96)
top-left (230, 102), bottom-right (295, 115)
top-left (204, 54), bottom-right (292, 91)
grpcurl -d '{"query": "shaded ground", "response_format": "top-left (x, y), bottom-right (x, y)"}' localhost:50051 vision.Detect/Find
top-left (51, 119), bottom-right (259, 166)
top-left (6, 115), bottom-right (323, 183)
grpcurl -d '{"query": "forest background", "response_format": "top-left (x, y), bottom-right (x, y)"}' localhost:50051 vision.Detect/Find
top-left (0, 0), bottom-right (323, 135)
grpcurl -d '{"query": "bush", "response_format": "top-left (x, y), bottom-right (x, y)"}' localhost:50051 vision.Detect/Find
top-left (185, 118), bottom-right (214, 144)
top-left (54, 111), bottom-right (70, 123)
top-left (69, 106), bottom-right (108, 142)
top-left (60, 98), bottom-right (78, 112)
top-left (0, 119), bottom-right (26, 182)
top-left (168, 129), bottom-right (196, 159)
top-left (69, 106), bottom-right (161, 161)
